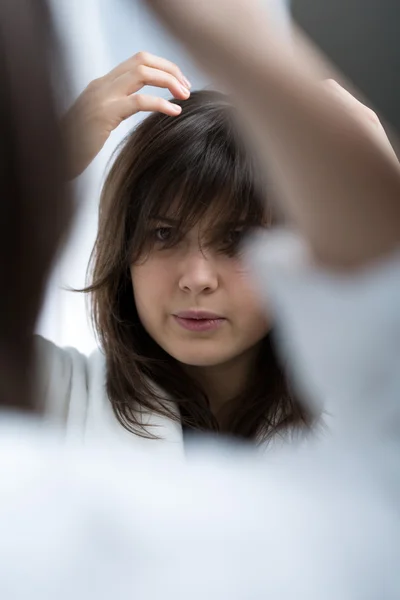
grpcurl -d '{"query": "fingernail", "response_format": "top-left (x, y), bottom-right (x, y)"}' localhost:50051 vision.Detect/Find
top-left (171, 104), bottom-right (182, 114)
top-left (180, 85), bottom-right (190, 97)
top-left (182, 76), bottom-right (192, 89)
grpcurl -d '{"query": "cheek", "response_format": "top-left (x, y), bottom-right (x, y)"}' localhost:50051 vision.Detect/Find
top-left (229, 262), bottom-right (270, 329)
top-left (131, 263), bottom-right (157, 313)
top-left (130, 257), bottom-right (174, 323)
top-left (132, 256), bottom-right (168, 293)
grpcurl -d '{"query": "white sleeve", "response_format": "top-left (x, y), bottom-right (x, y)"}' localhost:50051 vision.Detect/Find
top-left (246, 230), bottom-right (400, 438)
top-left (34, 335), bottom-right (90, 427)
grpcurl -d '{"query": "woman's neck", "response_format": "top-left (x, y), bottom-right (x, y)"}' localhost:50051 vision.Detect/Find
top-left (183, 344), bottom-right (261, 419)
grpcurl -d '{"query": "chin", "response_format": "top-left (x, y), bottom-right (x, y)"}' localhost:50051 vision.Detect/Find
top-left (170, 347), bottom-right (235, 368)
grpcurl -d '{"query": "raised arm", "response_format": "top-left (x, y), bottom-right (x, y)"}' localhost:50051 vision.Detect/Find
top-left (144, 0), bottom-right (400, 270)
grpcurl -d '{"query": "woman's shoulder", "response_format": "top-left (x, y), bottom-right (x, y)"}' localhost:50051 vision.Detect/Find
top-left (34, 334), bottom-right (105, 371)
top-left (34, 335), bottom-right (107, 428)
top-left (34, 334), bottom-right (105, 387)
top-left (33, 337), bottom-right (184, 450)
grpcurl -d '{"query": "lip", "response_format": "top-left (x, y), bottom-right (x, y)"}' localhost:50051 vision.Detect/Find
top-left (172, 310), bottom-right (226, 332)
top-left (175, 310), bottom-right (224, 320)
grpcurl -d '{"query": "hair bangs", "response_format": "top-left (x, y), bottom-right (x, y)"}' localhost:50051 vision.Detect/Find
top-left (128, 102), bottom-right (265, 261)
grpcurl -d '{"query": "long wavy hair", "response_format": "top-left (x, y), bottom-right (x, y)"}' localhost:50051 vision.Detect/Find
top-left (86, 90), bottom-right (310, 442)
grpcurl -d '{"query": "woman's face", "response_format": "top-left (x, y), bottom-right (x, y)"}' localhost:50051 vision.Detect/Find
top-left (130, 216), bottom-right (269, 367)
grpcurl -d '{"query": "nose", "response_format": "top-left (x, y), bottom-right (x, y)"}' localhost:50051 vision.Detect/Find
top-left (178, 248), bottom-right (219, 295)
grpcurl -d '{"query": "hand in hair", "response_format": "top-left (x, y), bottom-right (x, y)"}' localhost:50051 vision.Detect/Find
top-left (63, 51), bottom-right (191, 178)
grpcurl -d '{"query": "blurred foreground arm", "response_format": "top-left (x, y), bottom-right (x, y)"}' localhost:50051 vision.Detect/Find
top-left (144, 0), bottom-right (400, 270)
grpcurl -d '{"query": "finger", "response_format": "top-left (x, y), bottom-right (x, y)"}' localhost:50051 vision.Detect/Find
top-left (118, 94), bottom-right (183, 120)
top-left (107, 51), bottom-right (191, 89)
top-left (114, 65), bottom-right (190, 100)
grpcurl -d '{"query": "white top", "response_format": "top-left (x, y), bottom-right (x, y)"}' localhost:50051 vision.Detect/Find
top-left (34, 334), bottom-right (186, 459)
top-left (2, 230), bottom-right (399, 599)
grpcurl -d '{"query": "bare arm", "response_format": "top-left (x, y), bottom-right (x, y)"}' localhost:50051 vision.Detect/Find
top-left (144, 0), bottom-right (400, 270)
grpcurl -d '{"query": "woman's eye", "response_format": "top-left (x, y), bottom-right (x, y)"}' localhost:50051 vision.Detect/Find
top-left (218, 229), bottom-right (246, 256)
top-left (154, 227), bottom-right (173, 242)
top-left (229, 230), bottom-right (243, 242)
top-left (224, 229), bottom-right (244, 246)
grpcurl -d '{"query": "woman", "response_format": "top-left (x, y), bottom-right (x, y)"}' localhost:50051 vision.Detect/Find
top-left (38, 52), bottom-right (310, 452)
top-left (39, 42), bottom-right (400, 452)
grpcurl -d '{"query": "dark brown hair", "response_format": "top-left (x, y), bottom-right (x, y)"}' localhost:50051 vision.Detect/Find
top-left (87, 90), bottom-right (309, 442)
top-left (0, 0), bottom-right (72, 412)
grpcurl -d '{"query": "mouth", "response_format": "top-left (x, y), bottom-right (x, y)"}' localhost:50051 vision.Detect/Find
top-left (172, 310), bottom-right (226, 332)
